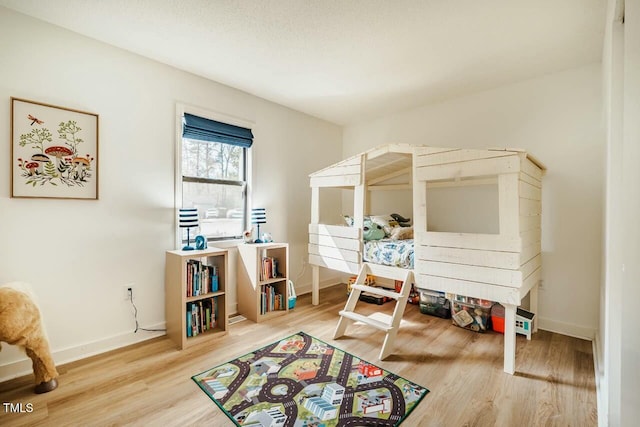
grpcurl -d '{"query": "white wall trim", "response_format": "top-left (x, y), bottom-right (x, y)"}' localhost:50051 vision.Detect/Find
top-left (538, 316), bottom-right (596, 341)
top-left (0, 322), bottom-right (165, 383)
top-left (593, 332), bottom-right (607, 427)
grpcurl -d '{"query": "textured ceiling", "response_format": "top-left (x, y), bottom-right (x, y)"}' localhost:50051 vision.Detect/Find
top-left (0, 0), bottom-right (606, 125)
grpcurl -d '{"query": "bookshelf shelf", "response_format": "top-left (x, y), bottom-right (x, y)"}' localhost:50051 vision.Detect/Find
top-left (260, 277), bottom-right (287, 286)
top-left (185, 290), bottom-right (225, 304)
top-left (237, 242), bottom-right (289, 323)
top-left (165, 248), bottom-right (229, 350)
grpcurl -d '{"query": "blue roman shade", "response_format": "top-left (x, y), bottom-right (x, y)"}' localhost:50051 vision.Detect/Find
top-left (183, 113), bottom-right (254, 148)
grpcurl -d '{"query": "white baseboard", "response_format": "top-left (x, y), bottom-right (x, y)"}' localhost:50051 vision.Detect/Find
top-left (295, 277), bottom-right (342, 297)
top-left (538, 316), bottom-right (596, 341)
top-left (0, 322), bottom-right (166, 383)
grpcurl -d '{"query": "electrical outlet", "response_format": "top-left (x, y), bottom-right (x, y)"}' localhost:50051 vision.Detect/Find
top-left (124, 284), bottom-right (135, 301)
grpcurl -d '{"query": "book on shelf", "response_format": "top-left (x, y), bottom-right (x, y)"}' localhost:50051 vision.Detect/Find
top-left (185, 297), bottom-right (218, 338)
top-left (186, 260), bottom-right (219, 297)
top-left (260, 284), bottom-right (284, 315)
top-left (260, 257), bottom-right (279, 281)
top-left (211, 271), bottom-right (219, 292)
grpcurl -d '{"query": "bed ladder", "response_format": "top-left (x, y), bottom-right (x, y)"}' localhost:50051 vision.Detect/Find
top-left (334, 262), bottom-right (414, 360)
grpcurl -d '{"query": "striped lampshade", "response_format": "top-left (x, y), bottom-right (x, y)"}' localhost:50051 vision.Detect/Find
top-left (251, 208), bottom-right (266, 225)
top-left (179, 208), bottom-right (199, 228)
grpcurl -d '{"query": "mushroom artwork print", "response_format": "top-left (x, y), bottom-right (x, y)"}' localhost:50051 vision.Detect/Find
top-left (16, 121), bottom-right (95, 187)
top-left (11, 98), bottom-right (99, 199)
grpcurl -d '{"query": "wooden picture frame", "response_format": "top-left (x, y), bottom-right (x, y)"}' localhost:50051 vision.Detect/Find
top-left (11, 97), bottom-right (99, 199)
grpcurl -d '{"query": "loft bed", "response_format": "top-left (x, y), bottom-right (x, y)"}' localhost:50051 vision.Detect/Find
top-left (308, 143), bottom-right (546, 374)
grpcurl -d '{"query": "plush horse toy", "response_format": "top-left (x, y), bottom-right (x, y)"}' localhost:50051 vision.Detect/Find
top-left (0, 282), bottom-right (59, 393)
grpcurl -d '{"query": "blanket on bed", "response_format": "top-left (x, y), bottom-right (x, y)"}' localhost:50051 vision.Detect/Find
top-left (363, 239), bottom-right (414, 269)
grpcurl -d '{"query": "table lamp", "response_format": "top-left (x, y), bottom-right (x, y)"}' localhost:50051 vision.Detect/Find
top-left (251, 208), bottom-right (266, 243)
top-left (179, 208), bottom-right (199, 250)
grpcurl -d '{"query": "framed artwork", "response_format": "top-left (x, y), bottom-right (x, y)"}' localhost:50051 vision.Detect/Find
top-left (11, 97), bottom-right (99, 199)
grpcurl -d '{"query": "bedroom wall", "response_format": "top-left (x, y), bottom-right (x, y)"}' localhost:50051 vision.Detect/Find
top-left (343, 64), bottom-right (604, 339)
top-left (347, 178), bottom-right (499, 234)
top-left (602, 0), bottom-right (640, 424)
top-left (342, 189), bottom-right (413, 223)
top-left (0, 7), bottom-right (342, 380)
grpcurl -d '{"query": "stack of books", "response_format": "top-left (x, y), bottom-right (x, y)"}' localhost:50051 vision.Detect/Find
top-left (260, 257), bottom-right (280, 281)
top-left (186, 297), bottom-right (218, 337)
top-left (260, 285), bottom-right (284, 314)
top-left (186, 260), bottom-right (219, 297)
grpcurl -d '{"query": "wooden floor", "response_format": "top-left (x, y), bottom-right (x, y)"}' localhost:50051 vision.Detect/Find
top-left (0, 285), bottom-right (597, 427)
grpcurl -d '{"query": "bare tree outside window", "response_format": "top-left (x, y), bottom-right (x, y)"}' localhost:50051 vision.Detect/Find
top-left (182, 138), bottom-right (247, 240)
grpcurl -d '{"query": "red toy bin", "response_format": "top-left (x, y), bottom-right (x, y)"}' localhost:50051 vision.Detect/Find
top-left (491, 303), bottom-right (505, 334)
top-left (492, 316), bottom-right (505, 333)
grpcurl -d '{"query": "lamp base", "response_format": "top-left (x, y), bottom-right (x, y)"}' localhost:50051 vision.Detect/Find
top-left (254, 239), bottom-right (263, 243)
top-left (182, 228), bottom-right (195, 251)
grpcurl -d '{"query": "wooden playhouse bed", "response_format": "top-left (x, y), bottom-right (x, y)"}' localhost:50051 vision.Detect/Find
top-left (308, 144), bottom-right (545, 374)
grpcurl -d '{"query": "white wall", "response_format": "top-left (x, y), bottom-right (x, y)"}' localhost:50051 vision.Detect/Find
top-left (0, 8), bottom-right (342, 379)
top-left (603, 0), bottom-right (640, 425)
top-left (344, 64), bottom-right (605, 339)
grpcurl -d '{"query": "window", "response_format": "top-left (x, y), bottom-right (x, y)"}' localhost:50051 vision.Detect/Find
top-left (179, 110), bottom-right (253, 242)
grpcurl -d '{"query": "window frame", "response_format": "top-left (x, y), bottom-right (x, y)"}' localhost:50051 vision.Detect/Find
top-left (175, 103), bottom-right (253, 246)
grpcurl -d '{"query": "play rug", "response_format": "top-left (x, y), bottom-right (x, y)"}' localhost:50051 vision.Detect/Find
top-left (192, 331), bottom-right (428, 426)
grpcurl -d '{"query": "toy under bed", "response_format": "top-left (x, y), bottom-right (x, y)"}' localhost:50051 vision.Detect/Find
top-left (363, 238), bottom-right (414, 269)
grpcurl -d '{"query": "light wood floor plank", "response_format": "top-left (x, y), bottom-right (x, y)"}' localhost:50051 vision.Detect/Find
top-left (0, 284), bottom-right (597, 426)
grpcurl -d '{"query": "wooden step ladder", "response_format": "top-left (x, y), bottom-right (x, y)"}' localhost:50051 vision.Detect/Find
top-left (334, 262), bottom-right (414, 360)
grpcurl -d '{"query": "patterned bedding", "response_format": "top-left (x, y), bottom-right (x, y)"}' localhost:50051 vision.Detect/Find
top-left (363, 239), bottom-right (414, 269)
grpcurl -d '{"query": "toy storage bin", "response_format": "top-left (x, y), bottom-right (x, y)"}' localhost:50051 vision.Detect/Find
top-left (449, 294), bottom-right (494, 333)
top-left (491, 303), bottom-right (505, 334)
top-left (359, 287), bottom-right (391, 305)
top-left (288, 296), bottom-right (296, 309)
top-left (418, 289), bottom-right (451, 319)
top-left (287, 280), bottom-right (297, 309)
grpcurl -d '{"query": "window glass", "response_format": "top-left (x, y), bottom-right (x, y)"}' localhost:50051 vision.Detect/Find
top-left (182, 139), bottom-right (243, 180)
top-left (181, 137), bottom-right (247, 241)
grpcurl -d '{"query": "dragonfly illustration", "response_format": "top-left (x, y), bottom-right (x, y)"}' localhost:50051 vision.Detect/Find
top-left (27, 114), bottom-right (44, 125)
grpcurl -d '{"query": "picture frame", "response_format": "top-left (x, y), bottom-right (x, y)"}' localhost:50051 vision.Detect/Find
top-left (11, 97), bottom-right (99, 200)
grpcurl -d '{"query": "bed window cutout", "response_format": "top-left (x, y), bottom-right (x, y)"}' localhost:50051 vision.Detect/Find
top-left (425, 181), bottom-right (499, 235)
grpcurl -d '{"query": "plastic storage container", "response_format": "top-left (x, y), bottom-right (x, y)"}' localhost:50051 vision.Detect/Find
top-left (450, 294), bottom-right (494, 332)
top-left (419, 289), bottom-right (451, 319)
top-left (490, 303), bottom-right (505, 333)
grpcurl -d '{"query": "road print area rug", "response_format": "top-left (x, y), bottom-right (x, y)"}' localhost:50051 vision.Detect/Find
top-left (192, 331), bottom-right (428, 426)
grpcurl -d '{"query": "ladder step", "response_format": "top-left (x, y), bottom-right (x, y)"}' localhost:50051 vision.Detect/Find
top-left (338, 310), bottom-right (393, 331)
top-left (351, 284), bottom-right (402, 300)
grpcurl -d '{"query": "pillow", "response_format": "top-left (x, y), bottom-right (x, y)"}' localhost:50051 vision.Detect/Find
top-left (363, 219), bottom-right (385, 241)
top-left (342, 215), bottom-right (354, 227)
top-left (390, 226), bottom-right (413, 240)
